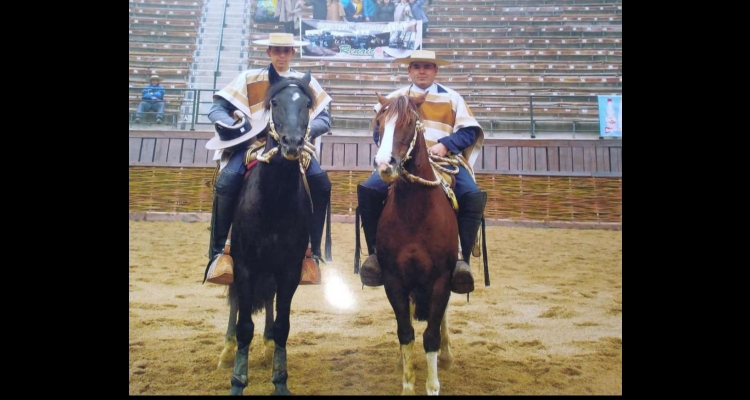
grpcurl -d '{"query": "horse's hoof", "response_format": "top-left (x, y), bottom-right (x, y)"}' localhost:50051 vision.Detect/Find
top-left (230, 385), bottom-right (244, 396)
top-left (273, 385), bottom-right (292, 395)
top-left (218, 339), bottom-right (237, 369)
top-left (438, 354), bottom-right (453, 370)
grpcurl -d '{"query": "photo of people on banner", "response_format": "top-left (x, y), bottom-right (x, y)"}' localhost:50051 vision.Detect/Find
top-left (300, 18), bottom-right (422, 60)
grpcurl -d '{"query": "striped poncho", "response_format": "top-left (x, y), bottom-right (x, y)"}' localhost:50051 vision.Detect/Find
top-left (373, 83), bottom-right (485, 171)
top-left (211, 66), bottom-right (332, 163)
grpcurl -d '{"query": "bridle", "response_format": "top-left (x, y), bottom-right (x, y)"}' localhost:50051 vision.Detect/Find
top-left (398, 109), bottom-right (468, 188)
top-left (252, 83), bottom-right (318, 212)
top-left (255, 84), bottom-right (316, 170)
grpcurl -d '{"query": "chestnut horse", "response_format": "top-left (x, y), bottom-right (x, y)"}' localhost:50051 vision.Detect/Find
top-left (371, 93), bottom-right (457, 395)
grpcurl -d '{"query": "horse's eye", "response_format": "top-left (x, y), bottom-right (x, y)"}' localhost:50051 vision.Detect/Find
top-left (271, 99), bottom-right (278, 107)
top-left (307, 100), bottom-right (311, 108)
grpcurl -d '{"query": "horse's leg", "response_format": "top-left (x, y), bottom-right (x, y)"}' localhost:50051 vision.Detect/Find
top-left (400, 341), bottom-right (417, 396)
top-left (397, 301), bottom-right (418, 370)
top-left (270, 274), bottom-right (299, 395)
top-left (262, 295), bottom-right (275, 368)
top-left (384, 283), bottom-right (416, 395)
top-left (218, 286), bottom-right (239, 369)
top-left (438, 304), bottom-right (453, 369)
top-left (423, 283), bottom-right (451, 395)
top-left (229, 278), bottom-right (256, 396)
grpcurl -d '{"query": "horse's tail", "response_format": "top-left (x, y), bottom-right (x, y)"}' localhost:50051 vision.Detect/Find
top-left (325, 199), bottom-right (332, 261)
top-left (226, 277), bottom-right (277, 315)
top-left (253, 275), bottom-right (277, 314)
top-left (227, 283), bottom-right (238, 309)
top-left (354, 205), bottom-right (361, 274)
top-left (411, 289), bottom-right (430, 322)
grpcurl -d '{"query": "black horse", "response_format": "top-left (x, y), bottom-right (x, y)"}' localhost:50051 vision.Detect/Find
top-left (217, 66), bottom-right (317, 396)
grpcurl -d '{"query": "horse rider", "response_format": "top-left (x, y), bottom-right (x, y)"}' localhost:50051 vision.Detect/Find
top-left (204, 33), bottom-right (333, 284)
top-left (357, 50), bottom-right (488, 294)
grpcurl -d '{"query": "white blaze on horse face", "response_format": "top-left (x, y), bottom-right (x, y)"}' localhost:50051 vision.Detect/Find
top-left (375, 114), bottom-right (397, 172)
top-left (291, 92), bottom-right (300, 102)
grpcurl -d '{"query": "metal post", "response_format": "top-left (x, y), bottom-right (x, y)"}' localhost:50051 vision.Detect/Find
top-left (529, 95), bottom-right (536, 138)
top-left (213, 0), bottom-right (229, 91)
top-left (191, 89), bottom-right (201, 131)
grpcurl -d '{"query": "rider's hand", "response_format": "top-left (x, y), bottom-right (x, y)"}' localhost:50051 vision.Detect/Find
top-left (428, 143), bottom-right (449, 157)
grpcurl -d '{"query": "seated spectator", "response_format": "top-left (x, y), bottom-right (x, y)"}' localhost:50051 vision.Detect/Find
top-left (375, 0), bottom-right (395, 22)
top-left (135, 75), bottom-right (165, 124)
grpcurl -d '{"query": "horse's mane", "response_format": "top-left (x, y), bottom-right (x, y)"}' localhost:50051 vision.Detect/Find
top-left (371, 95), bottom-right (423, 134)
top-left (262, 75), bottom-right (316, 111)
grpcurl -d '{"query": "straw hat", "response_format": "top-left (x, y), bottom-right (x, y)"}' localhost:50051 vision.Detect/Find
top-left (205, 111), bottom-right (258, 151)
top-left (149, 74), bottom-right (161, 82)
top-left (395, 50), bottom-right (451, 67)
top-left (253, 32), bottom-right (310, 47)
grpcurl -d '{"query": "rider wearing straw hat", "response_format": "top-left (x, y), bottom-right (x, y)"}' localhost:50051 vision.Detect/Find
top-left (204, 33), bottom-right (333, 285)
top-left (357, 50), bottom-right (487, 294)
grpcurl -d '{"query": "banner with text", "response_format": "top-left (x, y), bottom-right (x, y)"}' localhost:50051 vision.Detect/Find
top-left (597, 95), bottom-right (622, 137)
top-left (299, 19), bottom-right (422, 61)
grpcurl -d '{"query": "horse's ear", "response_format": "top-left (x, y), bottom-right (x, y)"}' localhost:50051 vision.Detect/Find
top-left (301, 71), bottom-right (312, 87)
top-left (376, 92), bottom-right (387, 105)
top-left (268, 63), bottom-right (281, 85)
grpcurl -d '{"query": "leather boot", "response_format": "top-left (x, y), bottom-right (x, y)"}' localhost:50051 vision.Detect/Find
top-left (357, 184), bottom-right (387, 286)
top-left (205, 170), bottom-right (244, 271)
top-left (300, 172), bottom-right (331, 285)
top-left (453, 191), bottom-right (487, 294)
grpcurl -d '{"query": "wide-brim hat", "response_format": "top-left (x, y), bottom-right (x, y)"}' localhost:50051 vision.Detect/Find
top-left (395, 50), bottom-right (451, 67)
top-left (149, 74), bottom-right (161, 82)
top-left (253, 32), bottom-right (310, 47)
top-left (205, 111), bottom-right (264, 151)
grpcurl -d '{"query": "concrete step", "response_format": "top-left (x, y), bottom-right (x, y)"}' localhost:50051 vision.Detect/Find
top-left (202, 27), bottom-right (247, 35)
top-left (200, 38), bottom-right (247, 46)
top-left (204, 14), bottom-right (248, 21)
top-left (200, 27), bottom-right (246, 35)
top-left (192, 68), bottom-right (246, 78)
top-left (194, 56), bottom-right (245, 63)
top-left (196, 44), bottom-right (245, 53)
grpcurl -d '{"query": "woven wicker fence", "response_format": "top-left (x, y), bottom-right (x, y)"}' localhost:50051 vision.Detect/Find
top-left (129, 167), bottom-right (622, 223)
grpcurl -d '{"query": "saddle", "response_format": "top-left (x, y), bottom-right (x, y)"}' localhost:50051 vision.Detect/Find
top-left (241, 136), bottom-right (322, 285)
top-left (436, 168), bottom-right (458, 211)
top-left (429, 153), bottom-right (474, 213)
top-left (430, 154), bottom-right (482, 258)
